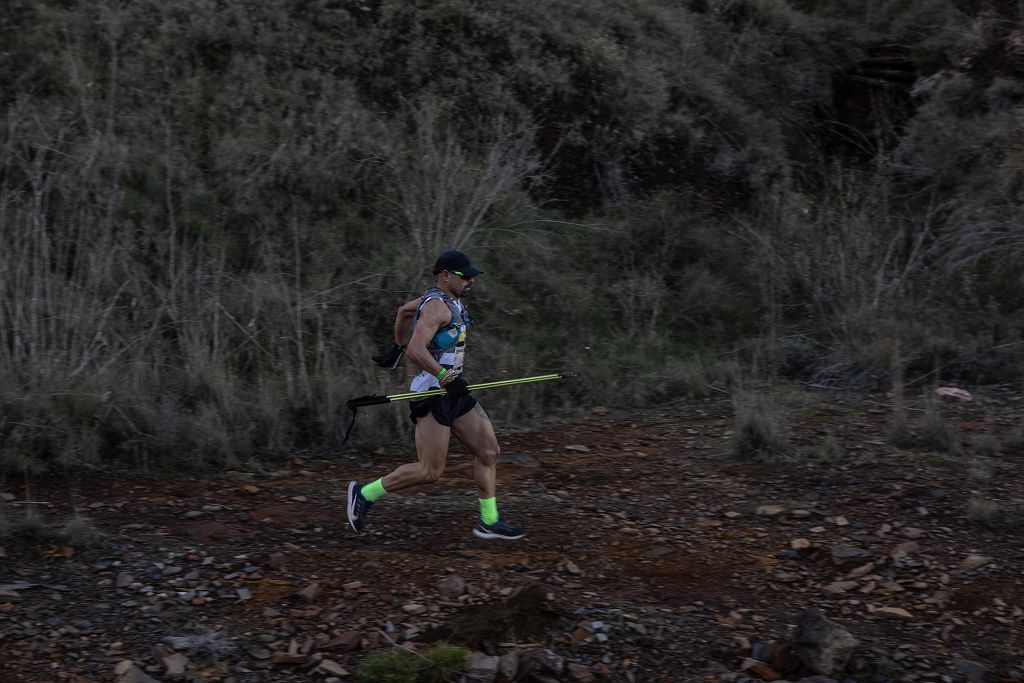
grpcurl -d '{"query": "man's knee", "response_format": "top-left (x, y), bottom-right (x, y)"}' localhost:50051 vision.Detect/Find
top-left (477, 443), bottom-right (500, 465)
top-left (418, 464), bottom-right (444, 483)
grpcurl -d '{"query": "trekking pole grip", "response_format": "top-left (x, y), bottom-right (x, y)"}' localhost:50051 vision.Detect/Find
top-left (346, 395), bottom-right (392, 409)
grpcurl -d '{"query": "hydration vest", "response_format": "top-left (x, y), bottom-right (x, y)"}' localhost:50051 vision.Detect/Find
top-left (409, 287), bottom-right (471, 391)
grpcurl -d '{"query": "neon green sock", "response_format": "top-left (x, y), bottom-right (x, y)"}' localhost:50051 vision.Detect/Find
top-left (479, 497), bottom-right (499, 525)
top-left (361, 478), bottom-right (387, 503)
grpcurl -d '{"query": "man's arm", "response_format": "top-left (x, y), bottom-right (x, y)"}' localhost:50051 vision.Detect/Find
top-left (394, 297), bottom-right (421, 346)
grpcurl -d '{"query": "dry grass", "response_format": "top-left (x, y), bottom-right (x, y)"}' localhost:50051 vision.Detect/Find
top-left (887, 411), bottom-right (916, 449)
top-left (968, 433), bottom-right (1000, 458)
top-left (967, 458), bottom-right (996, 484)
top-left (731, 390), bottom-right (790, 460)
top-left (967, 497), bottom-right (1024, 531)
top-left (918, 404), bottom-right (962, 454)
top-left (58, 515), bottom-right (103, 548)
top-left (1001, 426), bottom-right (1024, 453)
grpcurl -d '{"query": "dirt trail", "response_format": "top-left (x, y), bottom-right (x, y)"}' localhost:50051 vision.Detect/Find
top-left (1, 387), bottom-right (1022, 682)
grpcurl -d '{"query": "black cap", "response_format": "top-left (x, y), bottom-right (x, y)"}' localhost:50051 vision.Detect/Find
top-left (432, 249), bottom-right (483, 277)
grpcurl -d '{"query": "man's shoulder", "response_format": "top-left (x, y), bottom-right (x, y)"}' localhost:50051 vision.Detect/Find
top-left (419, 296), bottom-right (453, 320)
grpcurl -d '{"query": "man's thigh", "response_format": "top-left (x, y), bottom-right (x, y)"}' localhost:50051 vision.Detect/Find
top-left (415, 411), bottom-right (452, 468)
top-left (451, 403), bottom-right (498, 460)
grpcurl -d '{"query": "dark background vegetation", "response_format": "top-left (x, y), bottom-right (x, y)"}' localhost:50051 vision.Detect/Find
top-left (1, 0), bottom-right (1022, 475)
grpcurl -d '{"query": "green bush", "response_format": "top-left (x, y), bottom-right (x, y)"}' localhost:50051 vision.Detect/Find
top-left (356, 644), bottom-right (468, 683)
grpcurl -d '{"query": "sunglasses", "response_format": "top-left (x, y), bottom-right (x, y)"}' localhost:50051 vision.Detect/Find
top-left (450, 270), bottom-right (474, 280)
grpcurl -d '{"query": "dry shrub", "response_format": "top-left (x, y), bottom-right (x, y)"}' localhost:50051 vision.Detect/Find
top-left (968, 433), bottom-right (1000, 458)
top-left (918, 404), bottom-right (962, 454)
top-left (731, 390), bottom-right (789, 460)
top-left (1001, 426), bottom-right (1024, 453)
top-left (58, 515), bottom-right (103, 548)
top-left (967, 497), bottom-right (1024, 530)
top-left (967, 457), bottom-right (996, 484)
top-left (887, 411), bottom-right (916, 449)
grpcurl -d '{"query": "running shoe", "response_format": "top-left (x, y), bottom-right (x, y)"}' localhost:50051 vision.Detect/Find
top-left (346, 481), bottom-right (372, 533)
top-left (473, 518), bottom-right (525, 540)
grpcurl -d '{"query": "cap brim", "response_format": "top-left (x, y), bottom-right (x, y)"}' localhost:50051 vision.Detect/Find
top-left (462, 265), bottom-right (484, 277)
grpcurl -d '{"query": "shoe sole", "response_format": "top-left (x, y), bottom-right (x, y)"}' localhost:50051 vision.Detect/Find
top-left (473, 528), bottom-right (525, 540)
top-left (346, 481), bottom-right (360, 533)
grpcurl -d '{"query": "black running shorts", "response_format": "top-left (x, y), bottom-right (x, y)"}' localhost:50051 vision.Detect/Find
top-left (409, 394), bottom-right (478, 426)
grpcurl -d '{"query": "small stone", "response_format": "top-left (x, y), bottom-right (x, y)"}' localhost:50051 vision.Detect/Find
top-left (564, 560), bottom-right (582, 575)
top-left (565, 444), bottom-right (591, 452)
top-left (115, 572), bottom-right (134, 588)
top-left (958, 554), bottom-right (991, 571)
top-left (568, 662), bottom-right (596, 682)
top-left (756, 505), bottom-right (785, 516)
top-left (498, 652), bottom-right (519, 680)
top-left (465, 651), bottom-right (500, 680)
top-left (791, 608), bottom-right (858, 676)
top-left (162, 653), bottom-right (188, 680)
top-left (438, 574), bottom-right (466, 598)
top-left (833, 516), bottom-right (849, 526)
top-left (891, 541), bottom-right (921, 557)
top-left (114, 661), bottom-right (159, 683)
top-left (517, 649), bottom-right (564, 676)
top-left (870, 606), bottom-right (915, 620)
top-left (183, 511), bottom-right (204, 519)
top-left (326, 631), bottom-right (361, 652)
top-left (953, 658), bottom-right (986, 683)
top-left (318, 660), bottom-right (349, 677)
top-left (830, 545), bottom-right (871, 564)
top-left (270, 652), bottom-right (310, 665)
top-left (846, 562), bottom-right (875, 579)
top-left (402, 604), bottom-right (427, 615)
top-left (824, 581), bottom-right (858, 594)
top-left (935, 386), bottom-right (971, 401)
top-left (791, 538), bottom-right (812, 550)
top-left (297, 583), bottom-right (322, 603)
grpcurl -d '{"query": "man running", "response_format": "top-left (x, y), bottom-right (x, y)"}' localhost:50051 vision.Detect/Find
top-left (346, 249), bottom-right (525, 540)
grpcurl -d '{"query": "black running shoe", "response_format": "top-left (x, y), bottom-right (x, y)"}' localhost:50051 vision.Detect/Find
top-left (347, 481), bottom-right (372, 533)
top-left (473, 518), bottom-right (525, 540)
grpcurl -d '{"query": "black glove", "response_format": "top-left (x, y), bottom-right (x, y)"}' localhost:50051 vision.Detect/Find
top-left (372, 343), bottom-right (406, 369)
top-left (442, 376), bottom-right (470, 397)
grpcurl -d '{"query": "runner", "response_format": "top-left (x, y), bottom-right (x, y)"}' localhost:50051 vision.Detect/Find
top-left (346, 249), bottom-right (525, 540)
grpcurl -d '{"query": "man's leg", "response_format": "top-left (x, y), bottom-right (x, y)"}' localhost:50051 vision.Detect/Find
top-left (347, 413), bottom-right (450, 533)
top-left (384, 414), bottom-right (451, 490)
top-left (452, 404), bottom-right (524, 540)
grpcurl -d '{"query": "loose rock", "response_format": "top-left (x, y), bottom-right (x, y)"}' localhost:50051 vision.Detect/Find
top-left (791, 608), bottom-right (859, 676)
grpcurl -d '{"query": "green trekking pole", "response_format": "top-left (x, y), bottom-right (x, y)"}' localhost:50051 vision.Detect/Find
top-left (347, 373), bottom-right (567, 408)
top-left (341, 373), bottom-right (571, 444)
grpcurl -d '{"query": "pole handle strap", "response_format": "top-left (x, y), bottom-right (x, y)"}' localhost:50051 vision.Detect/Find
top-left (346, 394), bottom-right (392, 409)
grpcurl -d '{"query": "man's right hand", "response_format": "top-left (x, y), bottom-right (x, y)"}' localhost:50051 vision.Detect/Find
top-left (372, 343), bottom-right (406, 369)
top-left (441, 375), bottom-right (469, 397)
